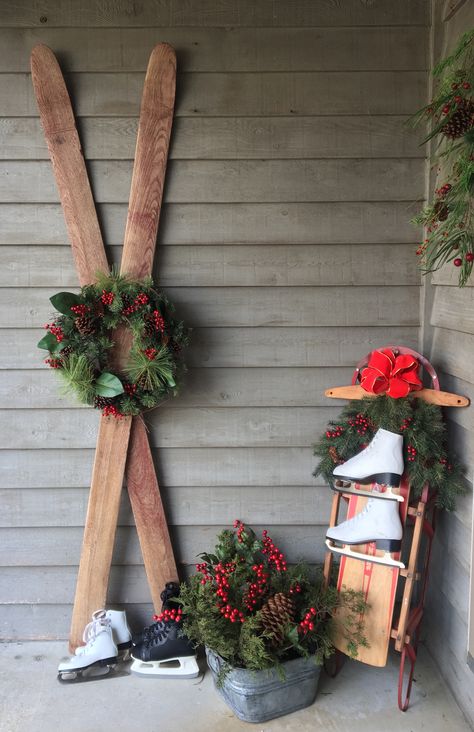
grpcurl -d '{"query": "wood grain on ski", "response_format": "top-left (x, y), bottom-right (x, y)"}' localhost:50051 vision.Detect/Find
top-left (70, 415), bottom-right (132, 648)
top-left (126, 418), bottom-right (179, 607)
top-left (324, 384), bottom-right (469, 407)
top-left (30, 45), bottom-right (108, 286)
top-left (120, 43), bottom-right (176, 277)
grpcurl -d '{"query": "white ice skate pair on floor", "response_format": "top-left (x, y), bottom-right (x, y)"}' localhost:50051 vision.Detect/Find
top-left (57, 609), bottom-right (132, 683)
top-left (325, 428), bottom-right (405, 569)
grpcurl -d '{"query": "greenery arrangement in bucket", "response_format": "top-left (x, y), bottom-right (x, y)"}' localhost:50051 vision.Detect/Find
top-left (179, 521), bottom-right (368, 682)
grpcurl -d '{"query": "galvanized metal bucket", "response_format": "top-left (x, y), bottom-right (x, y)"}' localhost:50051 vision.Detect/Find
top-left (205, 647), bottom-right (322, 723)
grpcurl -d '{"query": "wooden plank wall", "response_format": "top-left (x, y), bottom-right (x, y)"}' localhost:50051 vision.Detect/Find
top-left (0, 0), bottom-right (427, 639)
top-left (422, 1), bottom-right (474, 725)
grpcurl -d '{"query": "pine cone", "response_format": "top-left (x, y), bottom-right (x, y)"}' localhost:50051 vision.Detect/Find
top-left (75, 316), bottom-right (96, 336)
top-left (442, 99), bottom-right (474, 140)
top-left (260, 592), bottom-right (295, 646)
top-left (433, 200), bottom-right (449, 221)
top-left (329, 446), bottom-right (342, 464)
top-left (93, 395), bottom-right (114, 410)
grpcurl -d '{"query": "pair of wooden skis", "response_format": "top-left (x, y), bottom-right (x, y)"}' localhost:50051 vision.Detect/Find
top-left (31, 44), bottom-right (178, 651)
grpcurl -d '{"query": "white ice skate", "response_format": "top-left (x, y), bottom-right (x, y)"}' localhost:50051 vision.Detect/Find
top-left (325, 497), bottom-right (405, 569)
top-left (58, 615), bottom-right (119, 683)
top-left (332, 428), bottom-right (405, 502)
top-left (79, 609), bottom-right (132, 660)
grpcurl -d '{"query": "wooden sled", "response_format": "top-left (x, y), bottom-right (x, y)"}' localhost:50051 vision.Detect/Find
top-left (323, 346), bottom-right (465, 711)
top-left (31, 44), bottom-right (179, 651)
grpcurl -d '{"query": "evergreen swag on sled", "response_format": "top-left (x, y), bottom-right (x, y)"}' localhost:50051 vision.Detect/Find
top-left (38, 271), bottom-right (189, 417)
top-left (314, 394), bottom-right (465, 511)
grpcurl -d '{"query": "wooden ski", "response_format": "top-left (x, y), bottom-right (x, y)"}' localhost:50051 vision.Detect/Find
top-left (31, 44), bottom-right (178, 651)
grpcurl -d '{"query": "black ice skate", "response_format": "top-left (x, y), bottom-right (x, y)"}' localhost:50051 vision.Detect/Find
top-left (131, 620), bottom-right (200, 679)
top-left (132, 581), bottom-right (181, 646)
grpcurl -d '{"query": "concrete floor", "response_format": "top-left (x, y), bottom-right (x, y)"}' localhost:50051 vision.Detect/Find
top-left (0, 641), bottom-right (471, 732)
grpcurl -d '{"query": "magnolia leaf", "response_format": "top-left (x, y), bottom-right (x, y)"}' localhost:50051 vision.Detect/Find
top-left (50, 291), bottom-right (82, 315)
top-left (94, 372), bottom-right (124, 397)
top-left (165, 373), bottom-right (176, 387)
top-left (37, 332), bottom-right (65, 354)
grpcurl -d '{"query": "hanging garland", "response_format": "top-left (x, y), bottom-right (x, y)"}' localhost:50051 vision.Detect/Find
top-left (410, 29), bottom-right (474, 286)
top-left (38, 271), bottom-right (189, 417)
top-left (313, 394), bottom-right (465, 511)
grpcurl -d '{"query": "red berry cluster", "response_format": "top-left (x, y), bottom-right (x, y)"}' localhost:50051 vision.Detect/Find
top-left (101, 290), bottom-right (114, 306)
top-left (144, 347), bottom-right (157, 360)
top-left (407, 444), bottom-right (417, 462)
top-left (153, 310), bottom-right (165, 332)
top-left (243, 563), bottom-right (269, 611)
top-left (348, 413), bottom-right (372, 435)
top-left (70, 304), bottom-right (89, 316)
top-left (234, 519), bottom-right (250, 543)
top-left (213, 560), bottom-right (245, 624)
top-left (435, 183), bottom-right (452, 197)
top-left (439, 456), bottom-right (453, 472)
top-left (262, 530), bottom-right (287, 572)
top-left (152, 607), bottom-right (183, 624)
top-left (44, 323), bottom-right (64, 342)
top-left (122, 292), bottom-right (149, 315)
top-left (325, 426), bottom-right (344, 439)
top-left (288, 583), bottom-right (302, 596)
top-left (124, 382), bottom-right (137, 395)
top-left (196, 562), bottom-right (212, 585)
top-left (298, 607), bottom-right (317, 634)
top-left (45, 357), bottom-right (62, 368)
top-left (400, 417), bottom-right (413, 432)
top-left (102, 404), bottom-right (124, 419)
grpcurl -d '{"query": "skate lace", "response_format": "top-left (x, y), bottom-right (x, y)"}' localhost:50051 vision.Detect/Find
top-left (81, 615), bottom-right (111, 646)
top-left (145, 621), bottom-right (171, 647)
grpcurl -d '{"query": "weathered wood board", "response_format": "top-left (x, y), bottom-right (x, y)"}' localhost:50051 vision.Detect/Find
top-left (0, 71), bottom-right (426, 117)
top-left (0, 201), bottom-right (421, 246)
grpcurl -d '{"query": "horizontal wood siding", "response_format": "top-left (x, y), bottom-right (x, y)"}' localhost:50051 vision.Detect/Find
top-left (0, 0), bottom-right (425, 640)
top-left (422, 1), bottom-right (474, 726)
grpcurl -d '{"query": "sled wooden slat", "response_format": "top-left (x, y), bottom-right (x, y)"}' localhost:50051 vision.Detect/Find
top-left (324, 384), bottom-right (469, 407)
top-left (30, 45), bottom-right (108, 286)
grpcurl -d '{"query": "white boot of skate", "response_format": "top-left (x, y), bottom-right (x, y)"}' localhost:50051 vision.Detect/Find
top-left (58, 616), bottom-right (118, 683)
top-left (325, 498), bottom-right (405, 568)
top-left (81, 609), bottom-right (132, 659)
top-left (332, 428), bottom-right (404, 501)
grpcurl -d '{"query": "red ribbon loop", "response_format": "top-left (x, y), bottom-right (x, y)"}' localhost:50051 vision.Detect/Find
top-left (360, 348), bottom-right (422, 399)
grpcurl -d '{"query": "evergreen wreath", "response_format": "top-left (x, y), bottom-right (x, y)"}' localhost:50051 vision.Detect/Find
top-left (38, 271), bottom-right (190, 417)
top-left (313, 395), bottom-right (465, 511)
top-left (410, 29), bottom-right (474, 286)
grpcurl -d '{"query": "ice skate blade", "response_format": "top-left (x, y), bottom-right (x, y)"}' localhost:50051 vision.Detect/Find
top-left (57, 657), bottom-right (129, 684)
top-left (333, 472), bottom-right (401, 489)
top-left (333, 481), bottom-right (404, 502)
top-left (325, 539), bottom-right (405, 569)
top-left (130, 654), bottom-right (200, 679)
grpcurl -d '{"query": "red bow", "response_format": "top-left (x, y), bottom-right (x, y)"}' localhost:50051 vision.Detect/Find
top-left (360, 349), bottom-right (422, 399)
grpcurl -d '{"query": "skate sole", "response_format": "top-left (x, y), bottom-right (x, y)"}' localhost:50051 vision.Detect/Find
top-left (325, 538), bottom-right (405, 569)
top-left (333, 481), bottom-right (404, 502)
top-left (333, 472), bottom-right (402, 488)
